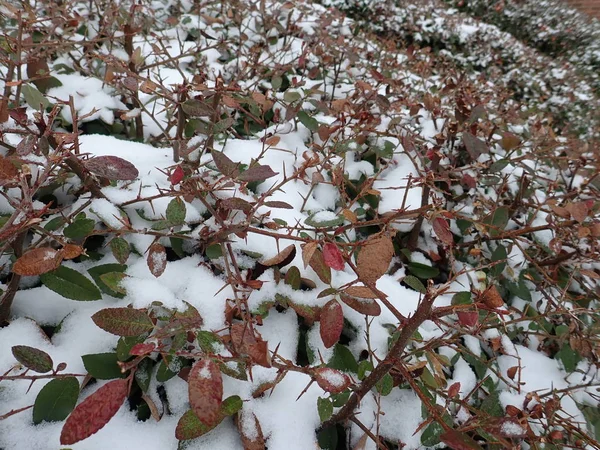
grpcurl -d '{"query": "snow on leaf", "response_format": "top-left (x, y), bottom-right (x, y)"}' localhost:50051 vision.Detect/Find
top-left (85, 156), bottom-right (139, 181)
top-left (60, 378), bottom-right (128, 445)
top-left (12, 247), bottom-right (63, 276)
top-left (313, 368), bottom-right (351, 394)
top-left (319, 299), bottom-right (344, 349)
top-left (323, 243), bottom-right (345, 271)
top-left (188, 359), bottom-right (223, 427)
top-left (147, 243), bottom-right (167, 277)
top-left (92, 308), bottom-right (154, 337)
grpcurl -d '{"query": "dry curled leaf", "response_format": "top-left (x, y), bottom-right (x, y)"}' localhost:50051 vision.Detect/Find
top-left (480, 285), bottom-right (503, 308)
top-left (12, 247), bottom-right (63, 276)
top-left (356, 235), bottom-right (394, 284)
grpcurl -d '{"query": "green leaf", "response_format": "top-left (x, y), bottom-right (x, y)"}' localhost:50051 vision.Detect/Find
top-left (404, 275), bottom-right (426, 293)
top-left (44, 216), bottom-right (66, 231)
top-left (33, 377), bottom-right (79, 424)
top-left (283, 90), bottom-right (302, 103)
top-left (317, 426), bottom-right (338, 450)
top-left (331, 390), bottom-right (351, 407)
top-left (375, 373), bottom-right (393, 396)
top-left (11, 345), bottom-right (53, 373)
top-left (305, 213), bottom-right (344, 228)
top-left (135, 359), bottom-right (153, 392)
top-left (92, 307), bottom-right (153, 337)
top-left (22, 83), bottom-right (51, 110)
top-left (483, 206), bottom-right (510, 237)
top-left (176, 409), bottom-right (221, 440)
top-left (63, 218), bottom-right (95, 240)
top-left (297, 111), bottom-right (319, 132)
top-left (421, 421), bottom-right (444, 447)
top-left (166, 198), bottom-right (186, 226)
top-left (556, 344), bottom-right (582, 373)
top-left (197, 331), bottom-right (223, 353)
top-left (327, 344), bottom-right (358, 373)
top-left (41, 266), bottom-right (102, 301)
top-left (357, 360), bottom-right (374, 381)
top-left (82, 353), bottom-right (125, 379)
top-left (490, 244), bottom-right (507, 277)
top-left (221, 395), bottom-right (243, 416)
top-left (480, 390), bottom-right (504, 417)
top-left (284, 266), bottom-right (301, 290)
top-left (317, 397), bottom-right (333, 422)
top-left (87, 264), bottom-right (127, 298)
top-left (110, 238), bottom-right (130, 264)
top-left (116, 335), bottom-right (146, 361)
top-left (451, 292), bottom-right (472, 305)
top-left (206, 244), bottom-right (223, 259)
top-left (489, 159), bottom-right (509, 173)
top-left (408, 262), bottom-right (439, 279)
top-left (99, 272), bottom-right (127, 296)
top-left (156, 358), bottom-right (178, 382)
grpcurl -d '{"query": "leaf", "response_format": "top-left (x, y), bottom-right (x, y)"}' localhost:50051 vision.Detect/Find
top-left (147, 243), bottom-right (167, 277)
top-left (264, 201), bottom-right (293, 209)
top-left (566, 201), bottom-right (589, 223)
top-left (0, 154), bottom-right (19, 182)
top-left (375, 373), bottom-right (393, 396)
top-left (129, 342), bottom-right (156, 356)
top-left (60, 244), bottom-right (83, 260)
top-left (490, 244), bottom-right (507, 277)
top-left (500, 132), bottom-right (521, 151)
top-left (342, 286), bottom-right (377, 299)
top-left (319, 300), bottom-right (344, 349)
top-left (307, 248), bottom-right (331, 284)
top-left (41, 266), bottom-right (102, 301)
top-left (284, 266), bottom-right (301, 290)
top-left (432, 217), bottom-right (453, 245)
top-left (327, 344), bottom-right (358, 373)
top-left (261, 244), bottom-right (296, 268)
top-left (302, 241), bottom-right (318, 269)
top-left (110, 238), bottom-right (130, 264)
top-left (408, 262), bottom-right (439, 279)
top-left (457, 311), bottom-right (478, 328)
top-left (221, 197), bottom-right (254, 213)
top-left (297, 111), bottom-right (319, 132)
top-left (188, 359), bottom-right (223, 427)
top-left (340, 294), bottom-right (381, 316)
top-left (99, 272), bottom-right (127, 296)
top-left (483, 206), bottom-right (509, 236)
top-left (33, 377), bottom-right (79, 424)
top-left (451, 292), bottom-right (472, 305)
top-left (175, 409), bottom-right (220, 440)
top-left (22, 83), bottom-right (50, 110)
top-left (87, 264), bottom-right (127, 297)
top-left (60, 378), bottom-right (128, 445)
top-left (92, 308), bottom-right (153, 337)
top-left (85, 156), bottom-right (139, 181)
top-left (12, 247), bottom-right (62, 276)
top-left (421, 421), bottom-right (444, 447)
top-left (63, 218), bottom-right (95, 240)
top-left (356, 235), bottom-right (394, 284)
top-left (237, 164), bottom-right (278, 182)
top-left (82, 353), bottom-right (125, 379)
top-left (463, 132), bottom-right (488, 160)
top-left (166, 198), bottom-right (186, 225)
top-left (221, 395), bottom-right (243, 416)
top-left (440, 429), bottom-right (483, 450)
top-left (211, 150), bottom-right (239, 178)
top-left (181, 99), bottom-right (214, 117)
top-left (317, 397), bottom-right (333, 422)
top-left (403, 275), bottom-right (426, 293)
top-left (237, 412), bottom-right (265, 450)
top-left (170, 165), bottom-right (185, 185)
top-left (323, 243), bottom-right (345, 271)
top-left (313, 368), bottom-right (351, 394)
top-left (11, 345), bottom-right (53, 373)
top-left (480, 285), bottom-right (504, 308)
top-left (305, 213), bottom-right (344, 228)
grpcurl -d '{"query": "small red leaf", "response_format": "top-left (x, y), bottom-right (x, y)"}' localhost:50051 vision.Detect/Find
top-left (170, 165), bottom-right (184, 185)
top-left (432, 217), bottom-right (454, 245)
top-left (323, 243), bottom-right (345, 271)
top-left (319, 300), bottom-right (343, 348)
top-left (85, 156), bottom-right (139, 181)
top-left (313, 368), bottom-right (351, 394)
top-left (448, 382), bottom-right (461, 398)
top-left (60, 379), bottom-right (128, 445)
top-left (130, 343), bottom-right (156, 356)
top-left (188, 359), bottom-right (223, 427)
top-left (457, 311), bottom-right (478, 328)
top-left (147, 243), bottom-right (167, 277)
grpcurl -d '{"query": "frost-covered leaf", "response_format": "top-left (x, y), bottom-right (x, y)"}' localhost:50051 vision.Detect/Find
top-left (12, 247), bottom-right (62, 276)
top-left (60, 378), bottom-right (128, 445)
top-left (320, 300), bottom-right (343, 348)
top-left (166, 197), bottom-right (186, 225)
top-left (92, 308), bottom-right (153, 337)
top-left (41, 266), bottom-right (102, 301)
top-left (188, 359), bottom-right (223, 427)
top-left (85, 156), bottom-right (139, 181)
top-left (313, 368), bottom-right (351, 394)
top-left (11, 345), bottom-right (53, 373)
top-left (33, 377), bottom-right (79, 425)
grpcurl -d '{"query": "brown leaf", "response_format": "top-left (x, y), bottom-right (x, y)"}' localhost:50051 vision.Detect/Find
top-left (221, 197), bottom-right (255, 213)
top-left (480, 285), bottom-right (503, 308)
top-left (566, 201), bottom-right (589, 223)
top-left (230, 323), bottom-right (271, 367)
top-left (500, 132), bottom-right (521, 151)
top-left (212, 151), bottom-right (240, 178)
top-left (340, 294), bottom-right (381, 316)
top-left (356, 235), bottom-right (394, 284)
top-left (432, 217), bottom-right (454, 245)
top-left (188, 359), bottom-right (223, 427)
top-left (319, 300), bottom-right (343, 348)
top-left (60, 379), bottom-right (128, 445)
top-left (463, 132), bottom-right (488, 160)
top-left (237, 164), bottom-right (278, 183)
top-left (342, 286), bottom-right (378, 299)
top-left (302, 241), bottom-right (318, 269)
top-left (261, 244), bottom-right (296, 268)
top-left (85, 156), bottom-right (139, 181)
top-left (313, 367), bottom-right (351, 394)
top-left (0, 155), bottom-right (19, 183)
top-left (12, 247), bottom-right (63, 276)
top-left (506, 366), bottom-right (518, 380)
top-left (147, 243), bottom-right (167, 277)
top-left (323, 243), bottom-right (345, 271)
top-left (440, 429), bottom-right (483, 450)
top-left (263, 201), bottom-right (293, 209)
top-left (60, 244), bottom-right (84, 260)
top-left (237, 411), bottom-right (265, 450)
top-left (457, 311), bottom-right (478, 328)
top-left (448, 382), bottom-right (461, 398)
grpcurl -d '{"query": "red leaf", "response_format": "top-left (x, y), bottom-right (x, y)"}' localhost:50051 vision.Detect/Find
top-left (85, 156), bottom-right (139, 181)
top-left (188, 359), bottom-right (223, 427)
top-left (448, 382), bottom-right (461, 398)
top-left (432, 217), bottom-right (454, 245)
top-left (92, 308), bottom-right (154, 337)
top-left (319, 300), bottom-right (343, 348)
top-left (170, 165), bottom-right (184, 185)
top-left (60, 379), bottom-right (128, 445)
top-left (147, 243), bottom-right (167, 277)
top-left (340, 294), bottom-right (381, 316)
top-left (440, 429), bottom-right (483, 450)
top-left (457, 311), bottom-right (478, 328)
top-left (129, 343), bottom-right (156, 356)
top-left (313, 368), bottom-right (351, 394)
top-left (323, 243), bottom-right (345, 271)
top-left (237, 164), bottom-right (278, 182)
